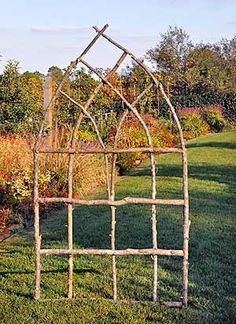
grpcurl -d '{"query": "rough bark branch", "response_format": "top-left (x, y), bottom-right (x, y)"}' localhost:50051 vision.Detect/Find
top-left (40, 248), bottom-right (184, 257)
top-left (37, 197), bottom-right (184, 206)
top-left (38, 147), bottom-right (183, 154)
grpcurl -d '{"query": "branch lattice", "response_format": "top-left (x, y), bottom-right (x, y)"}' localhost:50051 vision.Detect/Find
top-left (33, 24), bottom-right (190, 308)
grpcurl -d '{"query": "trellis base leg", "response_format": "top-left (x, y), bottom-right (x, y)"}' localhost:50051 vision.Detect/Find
top-left (35, 233), bottom-right (41, 300)
top-left (151, 152), bottom-right (157, 303)
top-left (182, 219), bottom-right (190, 307)
top-left (111, 205), bottom-right (117, 301)
top-left (67, 203), bottom-right (73, 299)
top-left (153, 255), bottom-right (158, 302)
top-left (112, 255), bottom-right (117, 301)
top-left (34, 150), bottom-right (41, 300)
top-left (68, 254), bottom-right (73, 299)
top-left (182, 149), bottom-right (190, 307)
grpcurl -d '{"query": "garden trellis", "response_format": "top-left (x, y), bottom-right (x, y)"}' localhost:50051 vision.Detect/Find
top-left (33, 24), bottom-right (190, 307)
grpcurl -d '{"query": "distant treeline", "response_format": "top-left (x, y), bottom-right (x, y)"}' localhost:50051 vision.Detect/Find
top-left (0, 25), bottom-right (235, 134)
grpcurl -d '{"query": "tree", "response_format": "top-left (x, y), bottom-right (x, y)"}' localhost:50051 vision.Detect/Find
top-left (0, 61), bottom-right (43, 133)
top-left (21, 71), bottom-right (44, 132)
top-left (0, 60), bottom-right (24, 132)
top-left (213, 36), bottom-right (236, 92)
top-left (48, 66), bottom-right (64, 84)
top-left (146, 26), bottom-right (193, 81)
top-left (185, 44), bottom-right (227, 91)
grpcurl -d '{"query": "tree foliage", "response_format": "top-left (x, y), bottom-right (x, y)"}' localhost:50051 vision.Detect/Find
top-left (0, 61), bottom-right (43, 133)
top-left (0, 26), bottom-right (235, 136)
top-left (146, 26), bottom-right (236, 120)
top-left (146, 26), bottom-right (193, 79)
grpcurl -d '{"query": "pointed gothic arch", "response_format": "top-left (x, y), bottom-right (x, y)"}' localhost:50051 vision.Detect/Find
top-left (33, 24), bottom-right (190, 307)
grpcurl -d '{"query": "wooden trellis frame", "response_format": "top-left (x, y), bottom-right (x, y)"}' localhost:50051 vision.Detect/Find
top-left (33, 24), bottom-right (190, 307)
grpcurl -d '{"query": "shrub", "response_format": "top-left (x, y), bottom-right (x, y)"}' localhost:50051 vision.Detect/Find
top-left (202, 105), bottom-right (226, 132)
top-left (0, 135), bottom-right (106, 231)
top-left (177, 108), bottom-right (209, 140)
top-left (177, 104), bottom-right (227, 137)
top-left (177, 106), bottom-right (202, 115)
top-left (77, 130), bottom-right (97, 142)
top-left (109, 114), bottom-right (175, 174)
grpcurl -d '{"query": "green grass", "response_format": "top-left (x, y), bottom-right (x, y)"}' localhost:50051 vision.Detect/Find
top-left (0, 131), bottom-right (235, 323)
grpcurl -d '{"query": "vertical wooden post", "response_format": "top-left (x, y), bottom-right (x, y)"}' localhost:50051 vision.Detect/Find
top-left (156, 87), bottom-right (160, 117)
top-left (110, 149), bottom-right (121, 302)
top-left (34, 151), bottom-right (41, 299)
top-left (150, 153), bottom-right (157, 302)
top-left (111, 205), bottom-right (117, 301)
top-left (67, 153), bottom-right (74, 298)
top-left (166, 79), bottom-right (173, 133)
top-left (54, 115), bottom-right (58, 149)
top-left (182, 149), bottom-right (190, 307)
top-left (108, 152), bottom-right (117, 301)
top-left (44, 74), bottom-right (53, 147)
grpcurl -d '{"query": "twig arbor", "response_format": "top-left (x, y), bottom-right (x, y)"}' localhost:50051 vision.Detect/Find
top-left (33, 24), bottom-right (190, 307)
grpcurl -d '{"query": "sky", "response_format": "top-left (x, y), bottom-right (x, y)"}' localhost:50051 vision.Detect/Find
top-left (0, 0), bottom-right (236, 74)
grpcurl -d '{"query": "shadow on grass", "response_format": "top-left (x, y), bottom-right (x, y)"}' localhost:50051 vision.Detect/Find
top-left (186, 141), bottom-right (236, 149)
top-left (35, 158), bottom-right (235, 251)
top-left (129, 164), bottom-right (236, 186)
top-left (0, 268), bottom-right (101, 277)
top-left (2, 287), bottom-right (33, 299)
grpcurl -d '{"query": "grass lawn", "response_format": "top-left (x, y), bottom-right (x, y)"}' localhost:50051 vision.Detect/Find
top-left (0, 131), bottom-right (235, 323)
